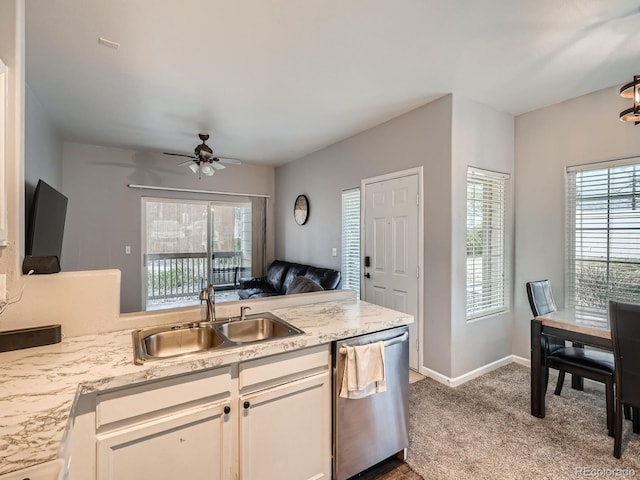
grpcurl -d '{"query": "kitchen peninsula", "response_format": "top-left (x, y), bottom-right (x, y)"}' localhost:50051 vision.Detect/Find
top-left (0, 293), bottom-right (412, 479)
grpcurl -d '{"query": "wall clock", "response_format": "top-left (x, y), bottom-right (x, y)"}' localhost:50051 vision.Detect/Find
top-left (294, 194), bottom-right (309, 225)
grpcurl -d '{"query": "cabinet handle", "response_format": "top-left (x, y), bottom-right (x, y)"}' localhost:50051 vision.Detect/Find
top-left (243, 401), bottom-right (250, 409)
top-left (224, 405), bottom-right (231, 415)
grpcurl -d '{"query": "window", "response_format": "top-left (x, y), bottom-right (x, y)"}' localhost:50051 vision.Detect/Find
top-left (566, 161), bottom-right (640, 322)
top-left (466, 167), bottom-right (509, 319)
top-left (142, 197), bottom-right (253, 311)
top-left (341, 189), bottom-right (361, 298)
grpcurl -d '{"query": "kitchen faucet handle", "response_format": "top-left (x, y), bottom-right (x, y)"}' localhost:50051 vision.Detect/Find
top-left (240, 305), bottom-right (252, 320)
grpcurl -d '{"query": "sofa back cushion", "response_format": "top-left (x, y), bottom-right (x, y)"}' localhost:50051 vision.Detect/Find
top-left (265, 260), bottom-right (292, 292)
top-left (305, 266), bottom-right (341, 290)
top-left (281, 263), bottom-right (308, 293)
top-left (286, 276), bottom-right (324, 295)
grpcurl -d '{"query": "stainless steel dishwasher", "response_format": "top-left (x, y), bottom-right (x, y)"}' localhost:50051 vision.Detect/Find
top-left (333, 326), bottom-right (410, 480)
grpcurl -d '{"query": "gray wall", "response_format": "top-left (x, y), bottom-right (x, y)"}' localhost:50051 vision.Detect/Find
top-left (451, 95), bottom-right (514, 377)
top-left (275, 94), bottom-right (515, 378)
top-left (24, 83), bottom-right (63, 221)
top-left (513, 84), bottom-right (640, 359)
top-left (61, 142), bottom-right (276, 313)
top-left (275, 95), bottom-right (455, 376)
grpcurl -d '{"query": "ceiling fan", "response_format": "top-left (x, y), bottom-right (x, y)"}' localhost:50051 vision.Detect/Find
top-left (164, 133), bottom-right (242, 178)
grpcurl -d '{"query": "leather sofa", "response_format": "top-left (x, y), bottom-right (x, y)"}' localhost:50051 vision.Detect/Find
top-left (238, 260), bottom-right (341, 299)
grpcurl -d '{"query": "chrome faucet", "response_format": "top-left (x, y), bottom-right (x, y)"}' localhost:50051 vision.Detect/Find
top-left (199, 283), bottom-right (216, 322)
top-left (240, 305), bottom-right (252, 321)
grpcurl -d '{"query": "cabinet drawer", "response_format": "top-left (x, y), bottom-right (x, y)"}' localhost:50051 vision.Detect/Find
top-left (239, 344), bottom-right (329, 392)
top-left (96, 366), bottom-right (232, 428)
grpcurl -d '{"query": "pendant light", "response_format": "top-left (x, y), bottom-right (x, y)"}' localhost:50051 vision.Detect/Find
top-left (620, 75), bottom-right (640, 125)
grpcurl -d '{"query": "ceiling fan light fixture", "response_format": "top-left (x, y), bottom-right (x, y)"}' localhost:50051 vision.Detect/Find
top-left (168, 134), bottom-right (242, 177)
top-left (619, 75), bottom-right (640, 125)
top-left (201, 164), bottom-right (215, 176)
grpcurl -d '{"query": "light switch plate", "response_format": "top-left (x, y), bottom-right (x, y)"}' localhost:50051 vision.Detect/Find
top-left (125, 246), bottom-right (131, 255)
top-left (0, 273), bottom-right (6, 302)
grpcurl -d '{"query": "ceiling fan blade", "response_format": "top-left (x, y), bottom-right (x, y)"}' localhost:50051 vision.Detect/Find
top-left (177, 159), bottom-right (195, 167)
top-left (218, 157), bottom-right (242, 165)
top-left (164, 152), bottom-right (196, 159)
top-left (211, 162), bottom-right (226, 170)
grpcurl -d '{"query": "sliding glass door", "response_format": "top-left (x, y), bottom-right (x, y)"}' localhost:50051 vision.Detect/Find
top-left (209, 201), bottom-right (252, 291)
top-left (142, 197), bottom-right (253, 311)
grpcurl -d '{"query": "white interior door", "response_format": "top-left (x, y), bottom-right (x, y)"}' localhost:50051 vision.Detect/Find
top-left (363, 173), bottom-right (420, 370)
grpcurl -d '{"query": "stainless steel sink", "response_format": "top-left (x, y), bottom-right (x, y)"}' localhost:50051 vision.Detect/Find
top-left (144, 326), bottom-right (225, 357)
top-left (133, 323), bottom-right (225, 364)
top-left (132, 313), bottom-right (304, 364)
top-left (217, 312), bottom-right (304, 344)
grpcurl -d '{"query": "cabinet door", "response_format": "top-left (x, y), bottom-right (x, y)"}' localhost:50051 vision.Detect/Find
top-left (239, 373), bottom-right (331, 480)
top-left (97, 402), bottom-right (233, 480)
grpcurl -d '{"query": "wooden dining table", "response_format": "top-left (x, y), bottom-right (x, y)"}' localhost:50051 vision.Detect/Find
top-left (530, 309), bottom-right (612, 418)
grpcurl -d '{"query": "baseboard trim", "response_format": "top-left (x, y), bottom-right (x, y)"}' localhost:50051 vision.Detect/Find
top-left (419, 355), bottom-right (531, 387)
top-left (418, 366), bottom-right (452, 386)
top-left (511, 355), bottom-right (531, 368)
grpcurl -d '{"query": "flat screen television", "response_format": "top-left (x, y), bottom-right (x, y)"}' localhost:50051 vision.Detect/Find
top-left (25, 180), bottom-right (68, 270)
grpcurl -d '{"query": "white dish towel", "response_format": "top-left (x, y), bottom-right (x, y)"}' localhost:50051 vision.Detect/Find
top-left (339, 341), bottom-right (386, 399)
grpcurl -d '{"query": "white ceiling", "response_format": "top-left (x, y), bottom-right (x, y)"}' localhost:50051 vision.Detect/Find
top-left (25, 0), bottom-right (640, 166)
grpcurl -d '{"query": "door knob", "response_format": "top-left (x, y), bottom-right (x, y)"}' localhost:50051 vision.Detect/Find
top-left (224, 405), bottom-right (231, 414)
top-left (243, 401), bottom-right (251, 409)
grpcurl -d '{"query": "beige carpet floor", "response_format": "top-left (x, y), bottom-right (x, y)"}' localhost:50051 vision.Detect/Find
top-left (406, 363), bottom-right (640, 480)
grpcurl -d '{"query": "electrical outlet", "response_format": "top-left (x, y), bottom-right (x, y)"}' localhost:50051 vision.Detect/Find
top-left (0, 274), bottom-right (6, 302)
top-left (332, 247), bottom-right (337, 257)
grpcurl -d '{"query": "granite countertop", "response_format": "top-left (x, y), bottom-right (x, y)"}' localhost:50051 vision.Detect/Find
top-left (0, 299), bottom-right (412, 474)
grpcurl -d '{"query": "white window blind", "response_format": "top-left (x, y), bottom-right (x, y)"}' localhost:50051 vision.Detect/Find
top-left (466, 167), bottom-right (509, 319)
top-left (566, 162), bottom-right (640, 323)
top-left (341, 189), bottom-right (361, 298)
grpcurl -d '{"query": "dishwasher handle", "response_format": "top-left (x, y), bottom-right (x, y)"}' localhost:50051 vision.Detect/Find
top-left (338, 331), bottom-right (408, 354)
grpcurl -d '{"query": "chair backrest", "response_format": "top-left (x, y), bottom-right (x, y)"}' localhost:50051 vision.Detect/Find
top-left (526, 280), bottom-right (557, 317)
top-left (609, 300), bottom-right (640, 409)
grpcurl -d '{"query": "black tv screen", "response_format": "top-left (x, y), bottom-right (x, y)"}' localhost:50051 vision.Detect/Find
top-left (26, 180), bottom-right (68, 262)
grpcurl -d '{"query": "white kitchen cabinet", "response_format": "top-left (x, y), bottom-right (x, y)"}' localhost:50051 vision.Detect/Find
top-left (84, 345), bottom-right (330, 480)
top-left (97, 402), bottom-right (233, 480)
top-left (239, 372), bottom-right (331, 480)
top-left (94, 365), bottom-right (234, 480)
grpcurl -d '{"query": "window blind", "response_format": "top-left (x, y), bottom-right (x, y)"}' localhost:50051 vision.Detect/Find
top-left (566, 162), bottom-right (640, 323)
top-left (341, 189), bottom-right (361, 298)
top-left (466, 167), bottom-right (509, 319)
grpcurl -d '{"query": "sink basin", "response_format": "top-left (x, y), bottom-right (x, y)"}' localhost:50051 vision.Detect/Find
top-left (143, 327), bottom-right (224, 358)
top-left (217, 313), bottom-right (304, 344)
top-left (133, 323), bottom-right (225, 364)
top-left (132, 313), bottom-right (304, 364)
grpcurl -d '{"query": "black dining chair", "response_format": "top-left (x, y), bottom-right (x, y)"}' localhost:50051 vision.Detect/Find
top-left (526, 280), bottom-right (615, 435)
top-left (609, 300), bottom-right (640, 459)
